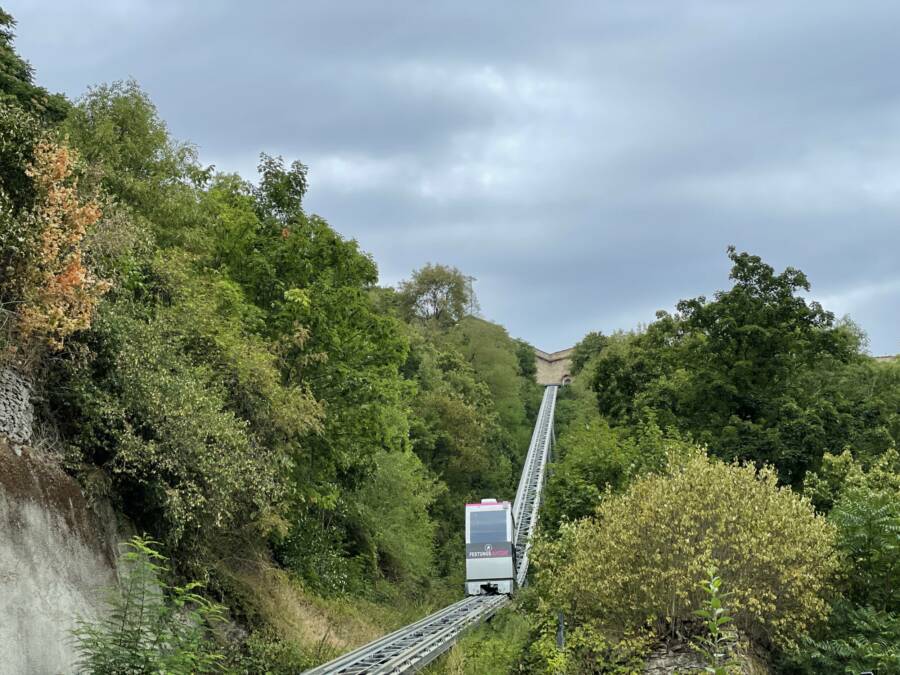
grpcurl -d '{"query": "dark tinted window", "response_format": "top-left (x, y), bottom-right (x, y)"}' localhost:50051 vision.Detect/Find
top-left (470, 510), bottom-right (508, 543)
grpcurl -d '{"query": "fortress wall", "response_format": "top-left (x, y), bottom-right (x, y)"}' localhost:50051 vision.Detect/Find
top-left (534, 348), bottom-right (574, 386)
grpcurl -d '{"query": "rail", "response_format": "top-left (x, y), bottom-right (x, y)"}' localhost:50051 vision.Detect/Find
top-left (513, 386), bottom-right (557, 585)
top-left (303, 386), bottom-right (558, 674)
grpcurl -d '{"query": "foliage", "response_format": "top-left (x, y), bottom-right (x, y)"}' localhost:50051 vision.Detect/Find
top-left (514, 338), bottom-right (538, 381)
top-left (831, 484), bottom-right (900, 611)
top-left (787, 602), bottom-right (900, 674)
top-left (229, 630), bottom-right (314, 674)
top-left (542, 377), bottom-right (678, 529)
top-left (588, 248), bottom-right (889, 485)
top-left (398, 263), bottom-right (478, 327)
top-left (532, 449), bottom-right (838, 651)
top-left (0, 100), bottom-right (41, 224)
top-left (785, 451), bottom-right (900, 673)
top-left (527, 618), bottom-right (651, 675)
top-left (693, 567), bottom-right (741, 675)
top-left (570, 330), bottom-right (608, 375)
top-left (804, 446), bottom-right (900, 513)
top-left (804, 448), bottom-right (899, 610)
top-left (435, 608), bottom-right (530, 675)
top-left (0, 102), bottom-right (108, 365)
top-left (62, 80), bottom-right (204, 223)
top-left (354, 448), bottom-right (445, 583)
top-left (53, 267), bottom-right (302, 558)
top-left (449, 317), bottom-right (535, 447)
top-left (72, 536), bottom-right (225, 674)
top-left (253, 153), bottom-right (308, 223)
top-left (15, 140), bottom-right (108, 354)
top-left (0, 10), bottom-right (68, 121)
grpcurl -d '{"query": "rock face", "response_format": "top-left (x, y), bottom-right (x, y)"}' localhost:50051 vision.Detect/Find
top-left (0, 368), bottom-right (118, 675)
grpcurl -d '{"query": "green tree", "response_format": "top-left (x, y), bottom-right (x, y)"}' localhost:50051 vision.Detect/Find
top-left (514, 338), bottom-right (538, 381)
top-left (570, 330), bottom-right (608, 374)
top-left (63, 80), bottom-right (207, 239)
top-left (398, 263), bottom-right (478, 327)
top-left (0, 10), bottom-right (68, 122)
top-left (589, 248), bottom-right (873, 485)
top-left (449, 317), bottom-right (532, 449)
top-left (354, 448), bottom-right (445, 582)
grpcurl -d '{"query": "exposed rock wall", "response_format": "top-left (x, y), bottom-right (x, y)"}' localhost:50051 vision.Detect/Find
top-left (0, 368), bottom-right (118, 675)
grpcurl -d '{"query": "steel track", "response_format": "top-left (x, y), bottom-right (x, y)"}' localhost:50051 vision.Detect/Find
top-left (303, 386), bottom-right (558, 674)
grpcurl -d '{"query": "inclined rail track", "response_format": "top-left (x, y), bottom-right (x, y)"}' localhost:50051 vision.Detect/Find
top-left (512, 386), bottom-right (557, 585)
top-left (304, 386), bottom-right (558, 674)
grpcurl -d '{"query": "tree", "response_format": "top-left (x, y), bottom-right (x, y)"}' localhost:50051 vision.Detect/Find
top-left (0, 10), bottom-right (68, 122)
top-left (397, 263), bottom-right (478, 327)
top-left (570, 330), bottom-right (608, 374)
top-left (254, 153), bottom-right (308, 223)
top-left (589, 248), bottom-right (873, 485)
top-left (63, 80), bottom-right (204, 234)
top-left (514, 338), bottom-right (537, 380)
top-left (449, 317), bottom-right (533, 450)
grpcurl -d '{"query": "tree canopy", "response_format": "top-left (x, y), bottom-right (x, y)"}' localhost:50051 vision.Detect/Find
top-left (398, 263), bottom-right (478, 327)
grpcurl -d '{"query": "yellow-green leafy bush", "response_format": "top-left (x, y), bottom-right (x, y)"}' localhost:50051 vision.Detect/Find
top-left (533, 448), bottom-right (838, 651)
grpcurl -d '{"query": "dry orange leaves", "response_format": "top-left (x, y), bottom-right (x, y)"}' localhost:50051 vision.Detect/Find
top-left (17, 140), bottom-right (109, 351)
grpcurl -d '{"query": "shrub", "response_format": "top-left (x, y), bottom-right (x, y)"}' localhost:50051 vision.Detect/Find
top-left (354, 448), bottom-right (444, 583)
top-left (543, 403), bottom-right (682, 529)
top-left (16, 140), bottom-right (108, 353)
top-left (831, 484), bottom-right (900, 611)
top-left (72, 536), bottom-right (225, 674)
top-left (229, 630), bottom-right (314, 674)
top-left (787, 451), bottom-right (900, 673)
top-left (792, 602), bottom-right (900, 673)
top-left (532, 448), bottom-right (838, 651)
top-left (59, 300), bottom-right (283, 555)
top-left (0, 109), bottom-right (108, 364)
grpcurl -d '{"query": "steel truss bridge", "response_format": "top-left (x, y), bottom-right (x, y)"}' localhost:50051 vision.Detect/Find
top-left (304, 385), bottom-right (558, 674)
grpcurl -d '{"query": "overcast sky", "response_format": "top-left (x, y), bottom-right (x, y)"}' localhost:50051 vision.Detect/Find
top-left (10, 1), bottom-right (900, 354)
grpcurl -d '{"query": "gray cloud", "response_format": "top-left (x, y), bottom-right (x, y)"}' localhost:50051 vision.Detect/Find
top-left (10, 0), bottom-right (899, 353)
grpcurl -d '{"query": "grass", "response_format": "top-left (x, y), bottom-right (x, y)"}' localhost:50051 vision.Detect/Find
top-left (425, 603), bottom-right (530, 675)
top-left (216, 555), bottom-right (465, 667)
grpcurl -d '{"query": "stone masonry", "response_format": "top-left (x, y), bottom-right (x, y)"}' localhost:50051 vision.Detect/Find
top-left (534, 347), bottom-right (574, 386)
top-left (0, 367), bottom-right (33, 447)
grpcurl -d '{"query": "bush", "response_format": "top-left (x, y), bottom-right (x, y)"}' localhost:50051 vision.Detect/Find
top-left (543, 403), bottom-right (680, 529)
top-left (354, 448), bottom-right (444, 583)
top-left (786, 450), bottom-right (900, 672)
top-left (533, 449), bottom-right (838, 651)
top-left (15, 140), bottom-right (108, 354)
top-left (229, 630), bottom-right (314, 674)
top-left (58, 299), bottom-right (283, 556)
top-left (0, 106), bottom-right (108, 365)
top-left (73, 536), bottom-right (225, 674)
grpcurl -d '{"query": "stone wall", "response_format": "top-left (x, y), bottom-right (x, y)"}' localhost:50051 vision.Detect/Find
top-left (534, 347), bottom-right (574, 386)
top-left (0, 367), bottom-right (33, 448)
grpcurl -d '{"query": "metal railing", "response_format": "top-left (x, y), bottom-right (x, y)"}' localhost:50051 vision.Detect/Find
top-left (303, 386), bottom-right (558, 674)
